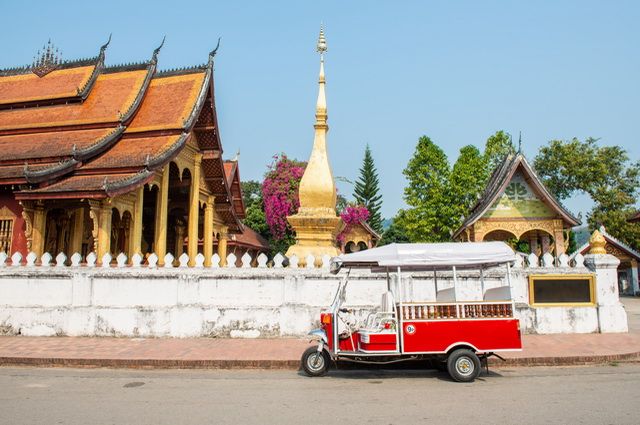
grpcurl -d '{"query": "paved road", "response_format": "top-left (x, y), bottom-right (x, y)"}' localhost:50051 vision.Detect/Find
top-left (0, 365), bottom-right (638, 425)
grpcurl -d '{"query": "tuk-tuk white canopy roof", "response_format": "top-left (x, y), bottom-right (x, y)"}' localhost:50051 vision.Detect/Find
top-left (331, 242), bottom-right (516, 273)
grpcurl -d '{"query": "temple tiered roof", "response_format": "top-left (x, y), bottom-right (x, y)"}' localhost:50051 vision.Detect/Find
top-left (0, 38), bottom-right (243, 233)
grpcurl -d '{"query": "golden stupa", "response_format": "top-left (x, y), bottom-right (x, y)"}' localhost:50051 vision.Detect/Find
top-left (286, 26), bottom-right (341, 265)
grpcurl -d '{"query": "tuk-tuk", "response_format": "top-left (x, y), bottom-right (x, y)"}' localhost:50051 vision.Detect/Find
top-left (301, 242), bottom-right (522, 382)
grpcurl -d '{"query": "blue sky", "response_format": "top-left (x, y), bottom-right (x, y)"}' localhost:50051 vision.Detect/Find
top-left (2, 1), bottom-right (638, 219)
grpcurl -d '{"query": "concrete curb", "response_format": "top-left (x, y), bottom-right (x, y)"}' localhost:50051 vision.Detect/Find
top-left (1, 352), bottom-right (639, 370)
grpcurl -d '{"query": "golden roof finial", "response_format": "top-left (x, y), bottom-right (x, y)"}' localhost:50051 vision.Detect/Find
top-left (317, 24), bottom-right (327, 56)
top-left (588, 229), bottom-right (607, 254)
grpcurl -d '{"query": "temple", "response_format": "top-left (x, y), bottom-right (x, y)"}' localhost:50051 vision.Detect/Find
top-left (0, 38), bottom-right (268, 265)
top-left (453, 152), bottom-right (580, 256)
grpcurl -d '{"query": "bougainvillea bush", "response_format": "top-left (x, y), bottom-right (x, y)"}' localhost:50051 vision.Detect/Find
top-left (262, 154), bottom-right (306, 241)
top-left (336, 204), bottom-right (370, 244)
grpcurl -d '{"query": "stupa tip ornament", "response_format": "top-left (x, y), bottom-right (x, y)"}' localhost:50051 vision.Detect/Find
top-left (316, 26), bottom-right (327, 55)
top-left (588, 229), bottom-right (607, 254)
top-left (285, 26), bottom-right (341, 265)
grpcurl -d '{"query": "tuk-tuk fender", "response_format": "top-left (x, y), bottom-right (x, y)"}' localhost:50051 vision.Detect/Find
top-left (307, 328), bottom-right (328, 345)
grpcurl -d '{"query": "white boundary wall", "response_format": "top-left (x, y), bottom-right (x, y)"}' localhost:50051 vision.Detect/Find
top-left (0, 250), bottom-right (629, 337)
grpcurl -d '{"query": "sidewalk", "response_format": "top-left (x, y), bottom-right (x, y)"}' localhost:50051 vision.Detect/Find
top-left (1, 298), bottom-right (639, 369)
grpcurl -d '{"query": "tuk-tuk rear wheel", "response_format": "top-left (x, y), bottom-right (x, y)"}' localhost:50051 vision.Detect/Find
top-left (301, 346), bottom-right (330, 377)
top-left (447, 349), bottom-right (481, 382)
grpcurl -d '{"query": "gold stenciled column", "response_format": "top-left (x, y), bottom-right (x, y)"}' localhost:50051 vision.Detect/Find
top-left (69, 207), bottom-right (84, 255)
top-left (187, 154), bottom-right (202, 266)
top-left (203, 196), bottom-right (214, 267)
top-left (286, 26), bottom-right (341, 265)
top-left (218, 226), bottom-right (229, 266)
top-left (155, 165), bottom-right (170, 266)
top-left (31, 202), bottom-right (47, 257)
top-left (129, 186), bottom-right (144, 260)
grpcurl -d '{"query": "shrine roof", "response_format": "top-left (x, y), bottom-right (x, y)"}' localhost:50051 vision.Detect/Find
top-left (16, 171), bottom-right (154, 200)
top-left (81, 134), bottom-right (186, 171)
top-left (0, 37), bottom-right (111, 108)
top-left (0, 128), bottom-right (116, 163)
top-left (0, 65), bottom-right (97, 106)
top-left (452, 153), bottom-right (580, 239)
top-left (629, 211), bottom-right (640, 223)
top-left (233, 226), bottom-right (269, 250)
top-left (127, 71), bottom-right (207, 133)
top-left (0, 69), bottom-right (150, 132)
top-left (223, 160), bottom-right (246, 219)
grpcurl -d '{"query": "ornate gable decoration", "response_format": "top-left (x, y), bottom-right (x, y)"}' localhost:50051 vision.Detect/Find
top-left (32, 40), bottom-right (62, 78)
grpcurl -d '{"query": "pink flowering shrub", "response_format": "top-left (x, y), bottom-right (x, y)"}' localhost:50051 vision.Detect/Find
top-left (337, 204), bottom-right (370, 244)
top-left (262, 154), bottom-right (306, 240)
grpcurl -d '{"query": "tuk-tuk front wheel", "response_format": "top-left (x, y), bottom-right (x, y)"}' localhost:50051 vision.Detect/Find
top-left (301, 346), bottom-right (330, 377)
top-left (447, 349), bottom-right (481, 382)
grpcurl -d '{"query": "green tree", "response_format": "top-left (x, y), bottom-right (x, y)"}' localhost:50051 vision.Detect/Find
top-left (398, 136), bottom-right (455, 242)
top-left (449, 145), bottom-right (489, 227)
top-left (353, 145), bottom-right (383, 233)
top-left (534, 137), bottom-right (640, 250)
top-left (241, 180), bottom-right (262, 209)
top-left (379, 212), bottom-right (410, 246)
top-left (484, 130), bottom-right (515, 173)
top-left (240, 180), bottom-right (269, 239)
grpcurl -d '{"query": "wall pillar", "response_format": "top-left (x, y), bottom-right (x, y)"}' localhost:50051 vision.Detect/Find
top-left (154, 166), bottom-right (169, 266)
top-left (217, 226), bottom-right (228, 266)
top-left (129, 186), bottom-right (144, 260)
top-left (203, 196), bottom-right (214, 267)
top-left (69, 207), bottom-right (84, 255)
top-left (31, 203), bottom-right (46, 257)
top-left (187, 154), bottom-right (202, 267)
top-left (585, 253), bottom-right (628, 333)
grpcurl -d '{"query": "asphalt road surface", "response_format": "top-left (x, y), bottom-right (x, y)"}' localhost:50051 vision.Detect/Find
top-left (0, 364), bottom-right (638, 425)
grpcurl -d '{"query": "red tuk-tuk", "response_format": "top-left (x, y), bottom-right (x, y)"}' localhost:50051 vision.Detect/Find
top-left (301, 242), bottom-right (522, 382)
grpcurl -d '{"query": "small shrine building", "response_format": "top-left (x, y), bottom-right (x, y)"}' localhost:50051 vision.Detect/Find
top-left (0, 38), bottom-right (268, 265)
top-left (453, 152), bottom-right (580, 256)
top-left (339, 220), bottom-right (380, 254)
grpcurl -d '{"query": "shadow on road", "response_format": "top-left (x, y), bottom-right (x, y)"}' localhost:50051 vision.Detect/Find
top-left (295, 361), bottom-right (506, 382)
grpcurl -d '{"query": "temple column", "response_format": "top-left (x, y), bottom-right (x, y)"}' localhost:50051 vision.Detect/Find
top-left (529, 231), bottom-right (539, 256)
top-left (174, 223), bottom-right (186, 258)
top-left (217, 226), bottom-right (228, 266)
top-left (96, 203), bottom-right (112, 264)
top-left (31, 203), bottom-right (46, 257)
top-left (187, 154), bottom-right (202, 267)
top-left (554, 229), bottom-right (566, 256)
top-left (203, 196), bottom-right (214, 267)
top-left (541, 233), bottom-right (551, 255)
top-left (129, 186), bottom-right (144, 260)
top-left (69, 207), bottom-right (84, 255)
top-left (154, 166), bottom-right (169, 266)
top-left (630, 259), bottom-right (639, 295)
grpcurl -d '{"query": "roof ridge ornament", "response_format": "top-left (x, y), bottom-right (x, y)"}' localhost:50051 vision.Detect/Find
top-left (32, 39), bottom-right (62, 78)
top-left (518, 131), bottom-right (523, 153)
top-left (151, 36), bottom-right (166, 64)
top-left (100, 34), bottom-right (112, 54)
top-left (209, 37), bottom-right (222, 58)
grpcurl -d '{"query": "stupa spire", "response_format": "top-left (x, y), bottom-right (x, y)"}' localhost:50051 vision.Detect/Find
top-left (285, 25), bottom-right (341, 265)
